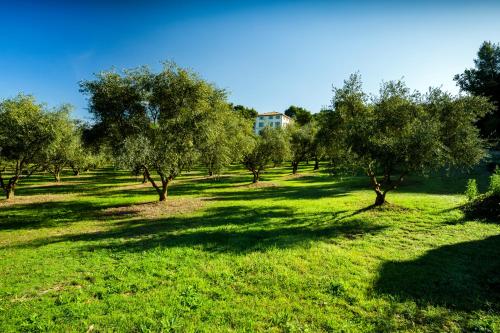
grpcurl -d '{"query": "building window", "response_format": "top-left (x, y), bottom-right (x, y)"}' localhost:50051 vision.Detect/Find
top-left (259, 122), bottom-right (264, 127)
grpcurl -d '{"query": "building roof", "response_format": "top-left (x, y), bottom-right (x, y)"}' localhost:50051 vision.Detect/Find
top-left (258, 112), bottom-right (292, 120)
top-left (259, 111), bottom-right (282, 116)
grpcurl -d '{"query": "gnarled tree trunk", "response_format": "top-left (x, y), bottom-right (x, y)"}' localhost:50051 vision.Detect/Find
top-left (314, 158), bottom-right (319, 170)
top-left (367, 164), bottom-right (406, 206)
top-left (5, 186), bottom-right (14, 199)
top-left (159, 181), bottom-right (168, 202)
top-left (2, 178), bottom-right (18, 200)
top-left (292, 161), bottom-right (299, 174)
top-left (374, 189), bottom-right (386, 206)
top-left (252, 170), bottom-right (259, 183)
top-left (0, 162), bottom-right (38, 200)
top-left (143, 167), bottom-right (170, 202)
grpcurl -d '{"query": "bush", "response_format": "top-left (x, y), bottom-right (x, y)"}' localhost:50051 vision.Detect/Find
top-left (465, 179), bottom-right (479, 201)
top-left (488, 167), bottom-right (500, 195)
top-left (463, 168), bottom-right (500, 222)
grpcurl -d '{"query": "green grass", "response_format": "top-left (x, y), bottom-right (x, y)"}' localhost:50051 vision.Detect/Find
top-left (0, 164), bottom-right (499, 332)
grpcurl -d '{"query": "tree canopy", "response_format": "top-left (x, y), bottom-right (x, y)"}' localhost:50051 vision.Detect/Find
top-left (232, 104), bottom-right (258, 121)
top-left (284, 105), bottom-right (313, 126)
top-left (318, 74), bottom-right (493, 205)
top-left (41, 106), bottom-right (84, 182)
top-left (242, 127), bottom-right (290, 183)
top-left (82, 62), bottom-right (239, 201)
top-left (0, 95), bottom-right (59, 198)
top-left (455, 41), bottom-right (500, 144)
top-left (288, 123), bottom-right (316, 174)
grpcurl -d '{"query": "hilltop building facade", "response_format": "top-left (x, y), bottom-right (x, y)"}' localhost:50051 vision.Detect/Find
top-left (254, 112), bottom-right (292, 134)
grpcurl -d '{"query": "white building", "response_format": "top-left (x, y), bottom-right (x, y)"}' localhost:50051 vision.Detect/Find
top-left (254, 112), bottom-right (293, 134)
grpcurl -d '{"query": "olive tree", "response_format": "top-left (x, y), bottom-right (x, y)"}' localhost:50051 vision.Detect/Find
top-left (93, 63), bottom-right (230, 202)
top-left (41, 107), bottom-right (82, 182)
top-left (199, 102), bottom-right (254, 176)
top-left (288, 123), bottom-right (316, 174)
top-left (68, 138), bottom-right (105, 176)
top-left (320, 74), bottom-right (493, 206)
top-left (79, 67), bottom-right (150, 151)
top-left (242, 127), bottom-right (290, 183)
top-left (0, 94), bottom-right (54, 199)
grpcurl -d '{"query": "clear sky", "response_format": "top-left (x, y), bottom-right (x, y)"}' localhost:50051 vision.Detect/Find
top-left (1, 0), bottom-right (500, 119)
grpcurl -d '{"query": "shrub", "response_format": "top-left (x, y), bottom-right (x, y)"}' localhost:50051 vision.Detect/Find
top-left (488, 167), bottom-right (500, 195)
top-left (465, 179), bottom-right (479, 201)
top-left (463, 168), bottom-right (500, 222)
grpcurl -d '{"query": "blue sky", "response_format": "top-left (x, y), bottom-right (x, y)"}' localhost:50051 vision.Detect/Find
top-left (1, 0), bottom-right (500, 119)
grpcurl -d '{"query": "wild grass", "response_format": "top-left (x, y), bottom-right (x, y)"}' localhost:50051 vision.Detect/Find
top-left (0, 163), bottom-right (499, 332)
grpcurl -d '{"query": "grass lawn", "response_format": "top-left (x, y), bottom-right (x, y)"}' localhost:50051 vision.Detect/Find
top-left (0, 163), bottom-right (499, 332)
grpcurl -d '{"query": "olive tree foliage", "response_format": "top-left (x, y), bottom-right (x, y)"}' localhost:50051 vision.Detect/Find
top-left (319, 74), bottom-right (493, 206)
top-left (41, 107), bottom-right (83, 182)
top-left (83, 62), bottom-right (233, 201)
top-left (242, 127), bottom-right (290, 183)
top-left (66, 133), bottom-right (106, 177)
top-left (0, 94), bottom-right (55, 199)
top-left (199, 101), bottom-right (254, 176)
top-left (79, 67), bottom-right (150, 150)
top-left (288, 123), bottom-right (316, 174)
top-left (309, 120), bottom-right (325, 170)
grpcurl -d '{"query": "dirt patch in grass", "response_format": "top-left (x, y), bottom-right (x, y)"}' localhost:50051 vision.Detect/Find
top-left (101, 197), bottom-right (209, 219)
top-left (180, 174), bottom-right (232, 183)
top-left (0, 194), bottom-right (73, 207)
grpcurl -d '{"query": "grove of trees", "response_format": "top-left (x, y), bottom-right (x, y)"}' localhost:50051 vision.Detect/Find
top-left (0, 95), bottom-right (98, 198)
top-left (317, 74), bottom-right (492, 205)
top-left (80, 62), bottom-right (259, 201)
top-left (0, 59), bottom-right (495, 206)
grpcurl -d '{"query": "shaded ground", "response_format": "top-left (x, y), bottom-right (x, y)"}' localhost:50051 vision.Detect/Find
top-left (375, 235), bottom-right (500, 311)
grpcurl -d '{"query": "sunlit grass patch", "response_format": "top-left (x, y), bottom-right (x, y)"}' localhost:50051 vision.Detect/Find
top-left (0, 163), bottom-right (499, 332)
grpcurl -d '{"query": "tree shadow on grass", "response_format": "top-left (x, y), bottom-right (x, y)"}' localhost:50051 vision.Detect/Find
top-left (375, 235), bottom-right (500, 311)
top-left (16, 168), bottom-right (136, 196)
top-left (208, 182), bottom-right (353, 202)
top-left (0, 200), bottom-right (104, 230)
top-left (5, 205), bottom-right (387, 254)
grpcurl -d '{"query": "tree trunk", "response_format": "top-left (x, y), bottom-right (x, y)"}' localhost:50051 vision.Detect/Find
top-left (374, 190), bottom-right (386, 206)
top-left (208, 170), bottom-right (213, 177)
top-left (292, 162), bottom-right (298, 174)
top-left (159, 181), bottom-right (168, 202)
top-left (252, 171), bottom-right (259, 183)
top-left (73, 169), bottom-right (80, 176)
top-left (314, 158), bottom-right (319, 170)
top-left (142, 171), bottom-right (147, 184)
top-left (5, 187), bottom-right (14, 200)
top-left (54, 171), bottom-right (61, 182)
